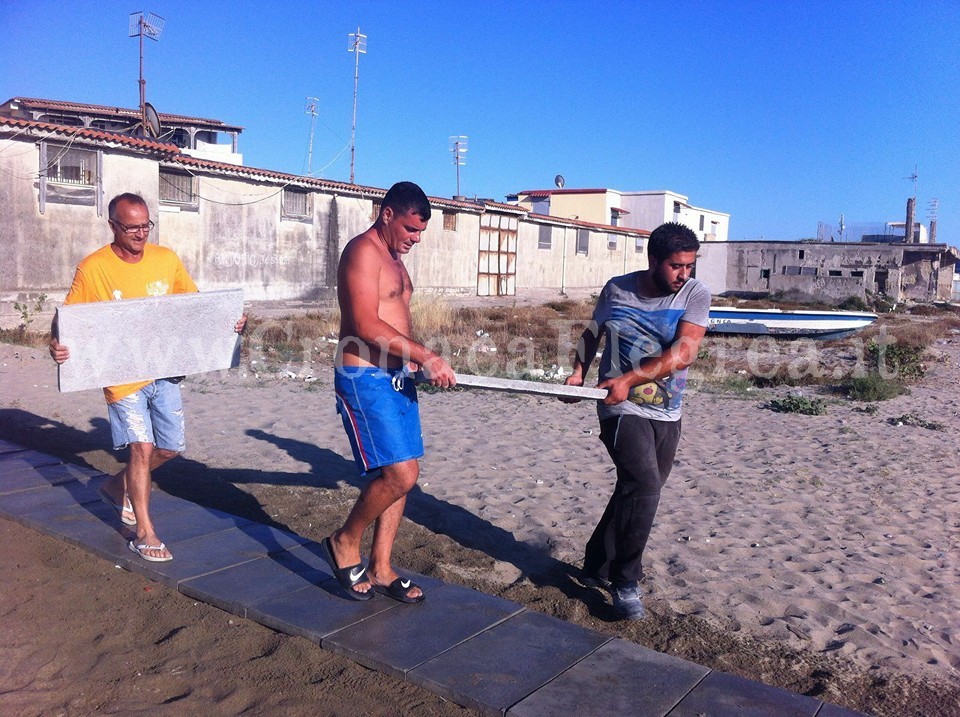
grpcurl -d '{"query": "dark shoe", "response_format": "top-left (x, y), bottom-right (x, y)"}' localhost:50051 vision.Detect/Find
top-left (319, 536), bottom-right (374, 601)
top-left (611, 581), bottom-right (646, 620)
top-left (575, 572), bottom-right (612, 592)
top-left (374, 577), bottom-right (425, 604)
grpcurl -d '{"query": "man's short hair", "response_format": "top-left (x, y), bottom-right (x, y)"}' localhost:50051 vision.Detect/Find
top-left (648, 222), bottom-right (700, 261)
top-left (108, 192), bottom-right (148, 221)
top-left (381, 181), bottom-right (431, 221)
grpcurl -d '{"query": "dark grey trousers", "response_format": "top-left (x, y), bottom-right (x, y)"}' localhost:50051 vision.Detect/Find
top-left (583, 414), bottom-right (681, 584)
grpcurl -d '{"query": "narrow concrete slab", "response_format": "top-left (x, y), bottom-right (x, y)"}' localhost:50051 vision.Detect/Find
top-left (57, 288), bottom-right (243, 392)
top-left (0, 462), bottom-right (102, 495)
top-left (12, 500), bottom-right (137, 566)
top-left (0, 450), bottom-right (63, 478)
top-left (408, 609), bottom-right (611, 716)
top-left (667, 669), bottom-right (821, 716)
top-left (416, 371), bottom-right (608, 401)
top-left (125, 522), bottom-right (309, 589)
top-left (178, 542), bottom-right (338, 618)
top-left (507, 637), bottom-right (710, 716)
top-left (142, 499), bottom-right (253, 543)
top-left (323, 583), bottom-right (525, 679)
top-left (0, 439), bottom-right (25, 454)
top-left (0, 480), bottom-right (99, 518)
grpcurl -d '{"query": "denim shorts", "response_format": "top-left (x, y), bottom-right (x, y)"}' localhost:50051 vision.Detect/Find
top-left (107, 379), bottom-right (186, 451)
top-left (335, 366), bottom-right (423, 475)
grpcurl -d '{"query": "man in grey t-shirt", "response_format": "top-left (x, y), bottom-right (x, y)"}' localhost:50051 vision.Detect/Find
top-left (564, 222), bottom-right (710, 620)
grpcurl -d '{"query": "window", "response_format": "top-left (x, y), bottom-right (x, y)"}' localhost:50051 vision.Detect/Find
top-left (800, 266), bottom-right (818, 276)
top-left (538, 225), bottom-right (552, 249)
top-left (370, 200), bottom-right (381, 221)
top-left (443, 211), bottom-right (457, 231)
top-left (610, 210), bottom-right (619, 227)
top-left (783, 266), bottom-right (801, 276)
top-left (607, 234), bottom-right (618, 250)
top-left (576, 229), bottom-right (590, 255)
top-left (38, 142), bottom-right (101, 213)
top-left (851, 270), bottom-right (864, 278)
top-left (798, 249), bottom-right (805, 259)
top-left (282, 188), bottom-right (311, 219)
top-left (45, 145), bottom-right (96, 185)
top-left (828, 270), bottom-right (842, 277)
top-left (635, 236), bottom-right (644, 253)
top-left (760, 268), bottom-right (771, 279)
top-left (699, 215), bottom-right (705, 231)
top-left (159, 170), bottom-right (196, 206)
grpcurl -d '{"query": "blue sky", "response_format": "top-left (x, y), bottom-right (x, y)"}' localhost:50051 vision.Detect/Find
top-left (3, 0), bottom-right (959, 243)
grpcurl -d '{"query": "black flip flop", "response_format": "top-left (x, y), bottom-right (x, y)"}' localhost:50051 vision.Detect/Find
top-left (374, 577), bottom-right (425, 604)
top-left (319, 536), bottom-right (374, 601)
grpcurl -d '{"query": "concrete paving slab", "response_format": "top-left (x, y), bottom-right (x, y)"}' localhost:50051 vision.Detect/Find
top-left (10, 500), bottom-right (137, 566)
top-left (667, 669), bottom-right (821, 716)
top-left (248, 583), bottom-right (404, 644)
top-left (0, 480), bottom-right (98, 518)
top-left (178, 543), bottom-right (339, 618)
top-left (408, 608), bottom-right (611, 716)
top-left (125, 522), bottom-right (309, 589)
top-left (0, 461), bottom-right (102, 495)
top-left (57, 288), bottom-right (243, 392)
top-left (0, 439), bottom-right (27, 453)
top-left (0, 450), bottom-right (63, 477)
top-left (508, 637), bottom-right (710, 716)
top-left (143, 499), bottom-right (253, 543)
top-left (323, 583), bottom-right (525, 679)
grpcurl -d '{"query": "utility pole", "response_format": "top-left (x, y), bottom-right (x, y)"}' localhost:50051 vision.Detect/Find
top-left (449, 136), bottom-right (468, 197)
top-left (347, 27), bottom-right (367, 184)
top-left (305, 97), bottom-right (319, 176)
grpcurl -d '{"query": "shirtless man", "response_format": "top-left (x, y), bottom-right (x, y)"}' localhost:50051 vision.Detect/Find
top-left (322, 181), bottom-right (456, 602)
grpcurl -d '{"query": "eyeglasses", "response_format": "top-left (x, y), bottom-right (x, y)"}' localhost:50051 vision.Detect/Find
top-left (110, 219), bottom-right (155, 234)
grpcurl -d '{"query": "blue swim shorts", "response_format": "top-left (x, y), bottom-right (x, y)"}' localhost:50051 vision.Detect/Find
top-left (334, 366), bottom-right (423, 475)
top-left (107, 378), bottom-right (186, 452)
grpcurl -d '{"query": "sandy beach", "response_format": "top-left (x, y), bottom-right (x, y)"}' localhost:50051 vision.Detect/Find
top-left (1, 331), bottom-right (959, 716)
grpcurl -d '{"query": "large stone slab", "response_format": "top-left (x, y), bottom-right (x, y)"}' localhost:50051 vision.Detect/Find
top-left (323, 583), bottom-right (525, 678)
top-left (508, 638), bottom-right (710, 716)
top-left (124, 522), bottom-right (309, 589)
top-left (0, 451), bottom-right (63, 478)
top-left (0, 460), bottom-right (101, 495)
top-left (0, 480), bottom-right (98, 518)
top-left (57, 289), bottom-right (243, 392)
top-left (178, 543), bottom-right (338, 617)
top-left (408, 609), bottom-right (610, 716)
top-left (12, 500), bottom-right (137, 565)
top-left (667, 670), bottom-right (821, 716)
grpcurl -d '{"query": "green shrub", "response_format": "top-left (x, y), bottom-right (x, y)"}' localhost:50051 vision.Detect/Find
top-left (867, 340), bottom-right (925, 381)
top-left (837, 296), bottom-right (870, 312)
top-left (843, 372), bottom-right (908, 401)
top-left (766, 394), bottom-right (827, 415)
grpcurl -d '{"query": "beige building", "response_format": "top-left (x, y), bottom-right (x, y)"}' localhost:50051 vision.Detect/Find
top-left (510, 187), bottom-right (729, 244)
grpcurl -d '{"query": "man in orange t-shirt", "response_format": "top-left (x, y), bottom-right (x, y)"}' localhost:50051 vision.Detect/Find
top-left (50, 193), bottom-right (245, 562)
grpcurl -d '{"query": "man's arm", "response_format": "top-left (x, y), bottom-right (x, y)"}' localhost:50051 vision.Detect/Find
top-left (562, 321), bottom-right (602, 400)
top-left (339, 239), bottom-right (455, 386)
top-left (597, 320), bottom-right (707, 405)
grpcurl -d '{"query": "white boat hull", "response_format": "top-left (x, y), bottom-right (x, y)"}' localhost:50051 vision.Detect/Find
top-left (707, 308), bottom-right (877, 339)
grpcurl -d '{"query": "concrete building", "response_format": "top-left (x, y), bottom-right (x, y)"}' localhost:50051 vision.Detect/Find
top-left (697, 241), bottom-right (959, 305)
top-left (0, 102), bottom-right (649, 325)
top-left (510, 187), bottom-right (729, 244)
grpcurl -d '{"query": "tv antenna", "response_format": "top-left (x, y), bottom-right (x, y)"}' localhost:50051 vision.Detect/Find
top-left (449, 136), bottom-right (467, 196)
top-left (904, 165), bottom-right (918, 198)
top-left (347, 27), bottom-right (367, 184)
top-left (129, 11), bottom-right (165, 137)
top-left (305, 97), bottom-right (319, 176)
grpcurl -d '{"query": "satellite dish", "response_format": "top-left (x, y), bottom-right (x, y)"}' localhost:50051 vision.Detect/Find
top-left (143, 102), bottom-right (161, 138)
top-left (554, 174), bottom-right (565, 189)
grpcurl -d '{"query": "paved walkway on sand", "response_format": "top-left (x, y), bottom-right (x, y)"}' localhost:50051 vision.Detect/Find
top-left (0, 440), bottom-right (869, 717)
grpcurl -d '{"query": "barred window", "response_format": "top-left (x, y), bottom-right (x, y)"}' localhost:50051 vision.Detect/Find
top-left (635, 236), bottom-right (644, 253)
top-left (159, 170), bottom-right (195, 204)
top-left (282, 188), bottom-right (310, 218)
top-left (370, 200), bottom-right (381, 221)
top-left (607, 234), bottom-right (618, 250)
top-left (443, 211), bottom-right (457, 231)
top-left (45, 145), bottom-right (96, 185)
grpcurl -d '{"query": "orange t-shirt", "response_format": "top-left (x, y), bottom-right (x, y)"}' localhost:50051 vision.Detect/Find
top-left (64, 243), bottom-right (198, 403)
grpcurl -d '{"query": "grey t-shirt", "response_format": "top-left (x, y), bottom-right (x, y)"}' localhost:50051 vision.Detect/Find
top-left (593, 272), bottom-right (710, 422)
